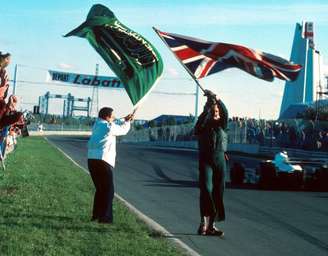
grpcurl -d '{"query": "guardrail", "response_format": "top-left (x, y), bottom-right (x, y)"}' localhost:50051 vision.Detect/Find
top-left (259, 146), bottom-right (328, 161)
top-left (125, 139), bottom-right (327, 160)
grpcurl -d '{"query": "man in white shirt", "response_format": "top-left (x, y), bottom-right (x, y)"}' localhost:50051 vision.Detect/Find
top-left (87, 107), bottom-right (133, 223)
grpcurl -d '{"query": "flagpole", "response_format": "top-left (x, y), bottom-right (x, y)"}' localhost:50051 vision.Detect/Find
top-left (152, 27), bottom-right (206, 120)
top-left (153, 27), bottom-right (206, 91)
top-left (193, 77), bottom-right (206, 93)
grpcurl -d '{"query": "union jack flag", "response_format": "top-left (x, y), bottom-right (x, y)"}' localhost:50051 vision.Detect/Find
top-left (154, 28), bottom-right (302, 82)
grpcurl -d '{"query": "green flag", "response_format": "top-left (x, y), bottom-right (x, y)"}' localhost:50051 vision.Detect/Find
top-left (64, 4), bottom-right (163, 106)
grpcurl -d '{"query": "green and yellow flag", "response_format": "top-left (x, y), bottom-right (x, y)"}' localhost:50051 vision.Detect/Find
top-left (64, 4), bottom-right (163, 106)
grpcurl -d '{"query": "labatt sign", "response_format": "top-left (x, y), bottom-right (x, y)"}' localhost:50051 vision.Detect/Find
top-left (48, 70), bottom-right (124, 88)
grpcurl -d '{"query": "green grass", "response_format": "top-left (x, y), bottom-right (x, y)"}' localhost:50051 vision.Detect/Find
top-left (0, 137), bottom-right (182, 256)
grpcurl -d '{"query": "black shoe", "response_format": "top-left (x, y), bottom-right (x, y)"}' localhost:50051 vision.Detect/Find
top-left (197, 223), bottom-right (207, 235)
top-left (207, 226), bottom-right (224, 237)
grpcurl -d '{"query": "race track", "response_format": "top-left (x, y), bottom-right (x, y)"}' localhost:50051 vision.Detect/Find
top-left (48, 136), bottom-right (328, 256)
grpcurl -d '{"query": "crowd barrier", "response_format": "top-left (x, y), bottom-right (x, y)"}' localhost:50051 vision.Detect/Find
top-left (123, 122), bottom-right (328, 160)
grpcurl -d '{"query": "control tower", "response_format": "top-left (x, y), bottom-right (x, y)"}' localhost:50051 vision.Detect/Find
top-left (279, 22), bottom-right (325, 119)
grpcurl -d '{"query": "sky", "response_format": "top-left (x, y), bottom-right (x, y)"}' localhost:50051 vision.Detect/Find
top-left (1, 0), bottom-right (328, 120)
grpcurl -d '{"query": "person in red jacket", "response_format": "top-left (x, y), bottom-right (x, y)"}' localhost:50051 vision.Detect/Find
top-left (0, 52), bottom-right (23, 129)
top-left (0, 52), bottom-right (11, 100)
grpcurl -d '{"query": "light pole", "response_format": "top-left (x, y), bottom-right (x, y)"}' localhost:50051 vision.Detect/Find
top-left (194, 81), bottom-right (199, 122)
top-left (12, 64), bottom-right (18, 95)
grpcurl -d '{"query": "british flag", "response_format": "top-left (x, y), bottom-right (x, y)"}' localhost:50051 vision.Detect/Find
top-left (154, 28), bottom-right (302, 82)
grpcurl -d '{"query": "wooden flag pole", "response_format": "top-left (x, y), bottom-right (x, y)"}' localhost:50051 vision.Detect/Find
top-left (131, 107), bottom-right (138, 119)
top-left (153, 27), bottom-right (206, 92)
top-left (193, 77), bottom-right (206, 93)
top-left (152, 27), bottom-right (207, 120)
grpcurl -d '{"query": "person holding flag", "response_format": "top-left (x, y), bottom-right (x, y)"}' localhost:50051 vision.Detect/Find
top-left (154, 28), bottom-right (303, 236)
top-left (87, 107), bottom-right (134, 224)
top-left (65, 4), bottom-right (163, 224)
top-left (194, 90), bottom-right (228, 237)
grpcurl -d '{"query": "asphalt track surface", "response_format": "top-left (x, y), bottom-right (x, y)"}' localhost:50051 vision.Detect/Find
top-left (47, 136), bottom-right (328, 256)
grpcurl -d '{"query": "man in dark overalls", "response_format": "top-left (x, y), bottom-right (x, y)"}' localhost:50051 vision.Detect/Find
top-left (194, 89), bottom-right (228, 236)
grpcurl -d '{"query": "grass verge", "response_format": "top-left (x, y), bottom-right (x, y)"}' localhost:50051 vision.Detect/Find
top-left (0, 137), bottom-right (182, 256)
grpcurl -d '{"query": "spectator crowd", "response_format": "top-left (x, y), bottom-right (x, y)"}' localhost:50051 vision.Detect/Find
top-left (228, 117), bottom-right (328, 151)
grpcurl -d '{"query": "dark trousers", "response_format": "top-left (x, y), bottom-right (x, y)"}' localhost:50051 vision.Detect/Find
top-left (88, 159), bottom-right (114, 223)
top-left (199, 152), bottom-right (226, 223)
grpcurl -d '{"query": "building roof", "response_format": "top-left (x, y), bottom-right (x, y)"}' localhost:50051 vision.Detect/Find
top-left (279, 103), bottom-right (311, 119)
top-left (280, 98), bottom-right (328, 119)
top-left (151, 114), bottom-right (191, 123)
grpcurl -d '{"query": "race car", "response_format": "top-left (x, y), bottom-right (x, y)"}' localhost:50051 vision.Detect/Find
top-left (257, 150), bottom-right (327, 191)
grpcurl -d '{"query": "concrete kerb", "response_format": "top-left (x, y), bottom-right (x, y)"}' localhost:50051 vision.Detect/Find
top-left (30, 131), bottom-right (92, 136)
top-left (44, 137), bottom-right (201, 256)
